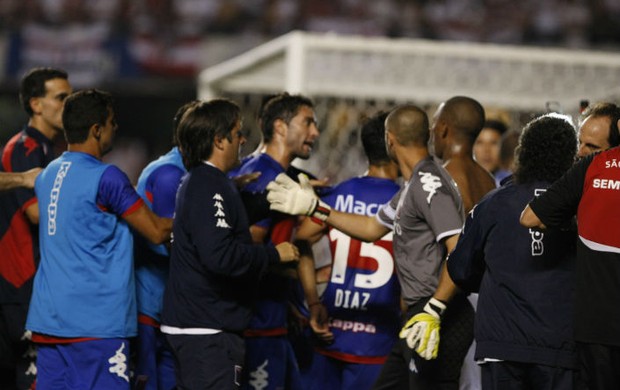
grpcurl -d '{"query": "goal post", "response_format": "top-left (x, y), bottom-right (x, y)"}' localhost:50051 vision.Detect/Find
top-left (198, 31), bottom-right (620, 182)
top-left (199, 30), bottom-right (620, 112)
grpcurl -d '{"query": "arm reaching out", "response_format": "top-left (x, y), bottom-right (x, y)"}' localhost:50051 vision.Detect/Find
top-left (267, 173), bottom-right (389, 242)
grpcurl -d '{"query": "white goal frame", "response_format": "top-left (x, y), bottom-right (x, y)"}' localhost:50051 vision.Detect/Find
top-left (198, 30), bottom-right (620, 113)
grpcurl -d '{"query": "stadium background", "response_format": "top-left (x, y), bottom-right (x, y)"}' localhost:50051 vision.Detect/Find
top-left (1, 0), bottom-right (620, 183)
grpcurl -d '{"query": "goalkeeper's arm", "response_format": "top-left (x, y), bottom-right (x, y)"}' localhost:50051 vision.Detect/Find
top-left (399, 234), bottom-right (462, 360)
top-left (267, 173), bottom-right (390, 242)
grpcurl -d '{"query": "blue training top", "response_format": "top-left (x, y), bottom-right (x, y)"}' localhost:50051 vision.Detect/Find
top-left (134, 147), bottom-right (185, 322)
top-left (27, 151), bottom-right (141, 338)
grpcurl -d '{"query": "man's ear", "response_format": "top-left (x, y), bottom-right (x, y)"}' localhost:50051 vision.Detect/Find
top-left (438, 121), bottom-right (449, 139)
top-left (273, 118), bottom-right (287, 138)
top-left (29, 97), bottom-right (42, 115)
top-left (213, 134), bottom-right (225, 150)
top-left (385, 130), bottom-right (395, 149)
top-left (91, 123), bottom-right (101, 141)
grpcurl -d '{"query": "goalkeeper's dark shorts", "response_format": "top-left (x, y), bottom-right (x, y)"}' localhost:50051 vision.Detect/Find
top-left (372, 294), bottom-right (475, 390)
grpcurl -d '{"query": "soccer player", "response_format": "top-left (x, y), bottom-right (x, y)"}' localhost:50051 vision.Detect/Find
top-left (0, 67), bottom-right (72, 389)
top-left (133, 100), bottom-right (198, 390)
top-left (228, 92), bottom-right (320, 389)
top-left (26, 89), bottom-right (173, 389)
top-left (296, 111), bottom-right (401, 389)
top-left (404, 96), bottom-right (497, 388)
top-left (267, 105), bottom-right (468, 389)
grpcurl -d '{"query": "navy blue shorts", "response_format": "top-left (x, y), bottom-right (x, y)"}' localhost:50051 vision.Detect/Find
top-left (243, 335), bottom-right (302, 390)
top-left (37, 338), bottom-right (131, 389)
top-left (301, 351), bottom-right (383, 390)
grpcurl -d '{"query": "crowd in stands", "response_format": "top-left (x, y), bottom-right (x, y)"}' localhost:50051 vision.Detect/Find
top-left (1, 0), bottom-right (619, 56)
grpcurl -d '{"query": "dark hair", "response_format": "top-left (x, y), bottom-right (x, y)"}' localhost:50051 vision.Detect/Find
top-left (483, 119), bottom-right (508, 136)
top-left (582, 102), bottom-right (620, 148)
top-left (177, 99), bottom-right (241, 170)
top-left (62, 89), bottom-right (114, 144)
top-left (442, 96), bottom-right (486, 143)
top-left (20, 67), bottom-right (68, 116)
top-left (172, 100), bottom-right (200, 146)
top-left (514, 114), bottom-right (577, 184)
top-left (259, 93), bottom-right (314, 143)
top-left (361, 111), bottom-right (391, 165)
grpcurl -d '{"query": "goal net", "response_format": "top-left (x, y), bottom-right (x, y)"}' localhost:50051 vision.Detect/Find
top-left (199, 31), bottom-right (620, 183)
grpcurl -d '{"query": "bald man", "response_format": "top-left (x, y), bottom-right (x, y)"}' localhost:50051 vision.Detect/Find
top-left (267, 105), bottom-right (472, 389)
top-left (430, 96), bottom-right (497, 212)
top-left (577, 102), bottom-right (620, 158)
top-left (409, 96), bottom-right (497, 388)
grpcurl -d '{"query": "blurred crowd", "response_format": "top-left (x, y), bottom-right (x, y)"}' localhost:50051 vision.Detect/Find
top-left (1, 0), bottom-right (619, 51)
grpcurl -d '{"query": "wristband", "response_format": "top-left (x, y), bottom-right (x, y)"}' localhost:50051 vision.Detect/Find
top-left (308, 301), bottom-right (322, 308)
top-left (310, 200), bottom-right (331, 223)
top-left (425, 297), bottom-right (447, 318)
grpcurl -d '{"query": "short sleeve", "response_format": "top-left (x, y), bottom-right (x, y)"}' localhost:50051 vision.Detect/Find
top-left (97, 166), bottom-right (143, 217)
top-left (146, 165), bottom-right (185, 218)
top-left (414, 170), bottom-right (463, 242)
top-left (376, 187), bottom-right (402, 230)
top-left (529, 156), bottom-right (590, 228)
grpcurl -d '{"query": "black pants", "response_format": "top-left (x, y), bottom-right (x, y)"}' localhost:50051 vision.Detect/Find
top-left (372, 294), bottom-right (475, 390)
top-left (578, 342), bottom-right (620, 390)
top-left (166, 332), bottom-right (244, 390)
top-left (481, 361), bottom-right (579, 390)
top-left (0, 303), bottom-right (36, 390)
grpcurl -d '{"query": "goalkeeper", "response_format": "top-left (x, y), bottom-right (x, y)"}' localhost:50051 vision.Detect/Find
top-left (267, 105), bottom-right (474, 389)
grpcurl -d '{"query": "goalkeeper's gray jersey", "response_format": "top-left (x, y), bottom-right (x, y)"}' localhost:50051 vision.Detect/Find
top-left (376, 156), bottom-right (464, 307)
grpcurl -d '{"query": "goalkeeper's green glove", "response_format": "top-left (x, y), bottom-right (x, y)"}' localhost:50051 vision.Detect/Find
top-left (266, 173), bottom-right (331, 222)
top-left (399, 297), bottom-right (446, 360)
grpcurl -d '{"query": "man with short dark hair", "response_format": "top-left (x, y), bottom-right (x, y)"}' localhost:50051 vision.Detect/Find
top-left (295, 111), bottom-right (402, 390)
top-left (267, 104), bottom-right (468, 389)
top-left (161, 99), bottom-right (300, 389)
top-left (0, 67), bottom-right (72, 389)
top-left (26, 89), bottom-right (173, 389)
top-left (228, 92), bottom-right (320, 389)
top-left (133, 100), bottom-right (198, 390)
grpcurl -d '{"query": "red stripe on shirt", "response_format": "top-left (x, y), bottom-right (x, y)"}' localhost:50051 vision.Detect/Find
top-left (243, 327), bottom-right (288, 337)
top-left (122, 198), bottom-right (144, 218)
top-left (138, 313), bottom-right (160, 328)
top-left (316, 347), bottom-right (388, 365)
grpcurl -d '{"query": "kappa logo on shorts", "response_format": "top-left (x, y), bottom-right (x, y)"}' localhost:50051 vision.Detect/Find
top-left (234, 365), bottom-right (242, 386)
top-left (249, 359), bottom-right (269, 390)
top-left (418, 171), bottom-right (442, 204)
top-left (213, 193), bottom-right (231, 228)
top-left (409, 357), bottom-right (418, 373)
top-left (108, 342), bottom-right (129, 382)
